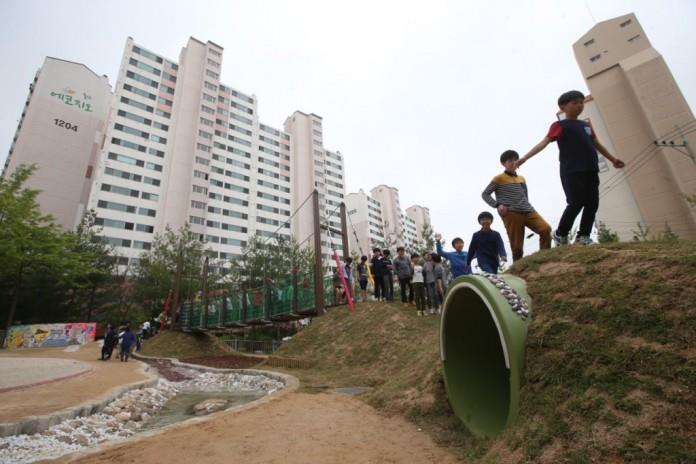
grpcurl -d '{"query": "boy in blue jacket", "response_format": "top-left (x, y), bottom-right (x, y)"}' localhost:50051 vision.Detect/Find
top-left (435, 233), bottom-right (471, 278)
top-left (467, 211), bottom-right (507, 274)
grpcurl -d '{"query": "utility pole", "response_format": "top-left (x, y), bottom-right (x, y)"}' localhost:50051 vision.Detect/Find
top-left (312, 189), bottom-right (324, 314)
top-left (340, 202), bottom-right (350, 260)
top-left (170, 246), bottom-right (184, 328)
top-left (201, 256), bottom-right (209, 329)
top-left (655, 124), bottom-right (696, 164)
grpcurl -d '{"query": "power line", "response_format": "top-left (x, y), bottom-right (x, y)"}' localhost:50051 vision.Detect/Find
top-left (261, 190), bottom-right (314, 246)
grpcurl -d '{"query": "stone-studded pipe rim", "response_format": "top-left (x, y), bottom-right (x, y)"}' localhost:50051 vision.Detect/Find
top-left (478, 273), bottom-right (530, 320)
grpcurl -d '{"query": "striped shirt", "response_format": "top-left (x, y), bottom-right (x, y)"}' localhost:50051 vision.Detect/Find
top-left (482, 171), bottom-right (534, 213)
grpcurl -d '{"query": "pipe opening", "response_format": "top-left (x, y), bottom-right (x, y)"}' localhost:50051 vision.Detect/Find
top-left (442, 284), bottom-right (510, 437)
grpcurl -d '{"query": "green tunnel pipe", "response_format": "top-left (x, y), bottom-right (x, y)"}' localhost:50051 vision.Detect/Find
top-left (439, 274), bottom-right (532, 438)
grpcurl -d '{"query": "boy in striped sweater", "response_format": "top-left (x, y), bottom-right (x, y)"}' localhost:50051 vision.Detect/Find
top-left (482, 150), bottom-right (552, 261)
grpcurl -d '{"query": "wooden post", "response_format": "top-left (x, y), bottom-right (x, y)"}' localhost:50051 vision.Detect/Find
top-left (313, 189), bottom-right (324, 314)
top-left (202, 256), bottom-right (209, 329)
top-left (340, 202), bottom-right (350, 260)
top-left (170, 247), bottom-right (184, 327)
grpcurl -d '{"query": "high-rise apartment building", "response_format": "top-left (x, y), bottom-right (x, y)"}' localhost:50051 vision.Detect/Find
top-left (284, 111), bottom-right (346, 266)
top-left (370, 184), bottom-right (404, 247)
top-left (345, 190), bottom-right (385, 255)
top-left (573, 13), bottom-right (696, 239)
top-left (406, 205), bottom-right (432, 239)
top-left (86, 37), bottom-right (341, 269)
top-left (3, 57), bottom-right (112, 230)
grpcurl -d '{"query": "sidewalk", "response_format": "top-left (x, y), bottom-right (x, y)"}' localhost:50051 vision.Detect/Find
top-left (0, 343), bottom-right (151, 424)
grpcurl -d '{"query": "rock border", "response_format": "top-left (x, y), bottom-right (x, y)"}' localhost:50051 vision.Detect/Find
top-left (0, 361), bottom-right (158, 438)
top-left (56, 354), bottom-right (299, 463)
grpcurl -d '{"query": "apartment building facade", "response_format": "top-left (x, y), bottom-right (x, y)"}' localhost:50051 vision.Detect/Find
top-left (573, 13), bottom-right (696, 239)
top-left (345, 190), bottom-right (385, 256)
top-left (3, 57), bottom-right (112, 230)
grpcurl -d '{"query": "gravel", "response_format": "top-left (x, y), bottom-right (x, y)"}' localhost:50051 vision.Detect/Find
top-left (0, 368), bottom-right (284, 464)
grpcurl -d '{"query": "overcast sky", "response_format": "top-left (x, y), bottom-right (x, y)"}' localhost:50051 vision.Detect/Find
top-left (2, 0), bottom-right (695, 255)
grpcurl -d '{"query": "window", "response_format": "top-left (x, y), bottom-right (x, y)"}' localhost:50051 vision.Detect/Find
top-left (98, 200), bottom-right (136, 214)
top-left (202, 93), bottom-right (216, 103)
top-left (193, 185), bottom-right (208, 195)
top-left (141, 192), bottom-right (159, 201)
top-left (158, 97), bottom-right (173, 107)
top-left (195, 156), bottom-right (210, 166)
top-left (111, 137), bottom-right (146, 152)
top-left (126, 70), bottom-right (158, 88)
top-left (208, 48), bottom-right (221, 58)
top-left (101, 183), bottom-right (139, 198)
top-left (620, 19), bottom-right (632, 27)
top-left (230, 124), bottom-right (252, 136)
top-left (133, 241), bottom-right (151, 250)
top-left (160, 84), bottom-right (175, 95)
top-left (194, 170), bottom-right (208, 180)
top-left (97, 218), bottom-right (134, 230)
top-left (189, 215), bottom-right (205, 225)
top-left (108, 152), bottom-right (142, 167)
top-left (105, 166), bottom-right (142, 182)
top-left (138, 207), bottom-right (157, 217)
top-left (230, 113), bottom-right (252, 125)
top-left (156, 109), bottom-right (171, 119)
top-left (118, 110), bottom-right (151, 126)
top-left (136, 224), bottom-right (154, 233)
top-left (162, 72), bottom-right (176, 83)
top-left (120, 96), bottom-right (154, 113)
top-left (201, 105), bottom-right (215, 115)
top-left (132, 45), bottom-right (163, 64)
top-left (590, 54), bottom-right (601, 62)
top-left (114, 123), bottom-right (149, 140)
top-left (206, 69), bottom-right (219, 79)
top-left (230, 101), bottom-right (253, 114)
top-left (123, 83), bottom-right (156, 100)
top-left (103, 236), bottom-right (131, 248)
top-left (204, 81), bottom-right (218, 91)
top-left (207, 59), bottom-right (220, 68)
top-left (229, 135), bottom-right (251, 147)
top-left (152, 122), bottom-right (169, 131)
top-left (197, 143), bottom-right (211, 152)
top-left (583, 38), bottom-right (595, 47)
top-left (230, 89), bottom-right (254, 104)
top-left (200, 117), bottom-right (214, 127)
top-left (628, 34), bottom-right (641, 43)
top-left (198, 130), bottom-right (213, 140)
top-left (143, 176), bottom-right (160, 186)
top-left (129, 58), bottom-right (161, 76)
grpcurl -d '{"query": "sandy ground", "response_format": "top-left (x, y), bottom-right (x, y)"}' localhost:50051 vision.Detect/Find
top-left (66, 392), bottom-right (461, 464)
top-left (0, 343), bottom-right (149, 423)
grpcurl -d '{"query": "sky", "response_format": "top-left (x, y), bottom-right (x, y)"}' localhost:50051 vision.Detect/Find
top-left (2, 0), bottom-right (695, 256)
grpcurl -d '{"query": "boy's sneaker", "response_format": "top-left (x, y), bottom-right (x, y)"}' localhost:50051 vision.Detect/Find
top-left (574, 235), bottom-right (594, 246)
top-left (417, 310), bottom-right (424, 316)
top-left (552, 230), bottom-right (569, 246)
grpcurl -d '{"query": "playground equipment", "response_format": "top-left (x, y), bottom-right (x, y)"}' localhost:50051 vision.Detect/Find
top-left (439, 273), bottom-right (531, 437)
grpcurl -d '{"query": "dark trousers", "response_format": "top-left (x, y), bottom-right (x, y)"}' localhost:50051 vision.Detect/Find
top-left (101, 344), bottom-right (114, 360)
top-left (398, 276), bottom-right (413, 303)
top-left (478, 259), bottom-right (498, 274)
top-left (374, 275), bottom-right (384, 300)
top-left (426, 282), bottom-right (438, 309)
top-left (413, 282), bottom-right (426, 311)
top-left (558, 171), bottom-right (600, 237)
top-left (383, 274), bottom-right (394, 301)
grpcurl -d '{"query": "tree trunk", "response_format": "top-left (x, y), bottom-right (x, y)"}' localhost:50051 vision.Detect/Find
top-left (86, 284), bottom-right (96, 322)
top-left (3, 266), bottom-right (23, 347)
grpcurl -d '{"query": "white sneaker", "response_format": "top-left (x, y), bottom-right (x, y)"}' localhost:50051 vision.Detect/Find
top-left (574, 235), bottom-right (594, 246)
top-left (552, 230), bottom-right (569, 246)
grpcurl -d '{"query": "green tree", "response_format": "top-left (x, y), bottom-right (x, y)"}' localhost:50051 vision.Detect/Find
top-left (133, 224), bottom-right (207, 318)
top-left (658, 222), bottom-right (679, 241)
top-left (419, 222), bottom-right (435, 254)
top-left (597, 221), bottom-right (620, 244)
top-left (631, 222), bottom-right (651, 242)
top-left (0, 165), bottom-right (85, 339)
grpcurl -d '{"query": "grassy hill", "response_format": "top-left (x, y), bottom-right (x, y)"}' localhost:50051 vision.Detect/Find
top-left (273, 241), bottom-right (696, 463)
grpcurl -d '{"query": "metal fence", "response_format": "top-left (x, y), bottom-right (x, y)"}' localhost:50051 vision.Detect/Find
top-left (222, 338), bottom-right (281, 354)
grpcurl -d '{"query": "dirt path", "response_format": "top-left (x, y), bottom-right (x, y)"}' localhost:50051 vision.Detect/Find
top-left (0, 343), bottom-right (150, 423)
top-left (66, 392), bottom-right (461, 464)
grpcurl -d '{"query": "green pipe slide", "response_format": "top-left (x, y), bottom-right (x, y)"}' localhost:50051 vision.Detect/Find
top-left (440, 273), bottom-right (532, 437)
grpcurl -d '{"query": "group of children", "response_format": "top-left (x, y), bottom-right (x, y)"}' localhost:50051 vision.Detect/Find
top-left (334, 90), bottom-right (625, 315)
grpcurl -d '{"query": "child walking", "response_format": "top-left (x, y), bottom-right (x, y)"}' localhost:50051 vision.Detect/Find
top-left (435, 234), bottom-right (471, 278)
top-left (411, 254), bottom-right (426, 316)
top-left (467, 211), bottom-right (507, 274)
top-left (517, 90), bottom-right (625, 245)
top-left (482, 149), bottom-right (551, 261)
top-left (357, 255), bottom-right (369, 302)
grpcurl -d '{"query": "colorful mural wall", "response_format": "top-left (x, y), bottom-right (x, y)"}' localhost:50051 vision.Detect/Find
top-left (6, 323), bottom-right (97, 349)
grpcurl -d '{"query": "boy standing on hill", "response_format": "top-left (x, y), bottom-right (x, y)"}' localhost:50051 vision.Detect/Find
top-left (467, 211), bottom-right (507, 274)
top-left (482, 149), bottom-right (551, 261)
top-left (516, 90), bottom-right (625, 245)
top-left (435, 234), bottom-right (471, 278)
